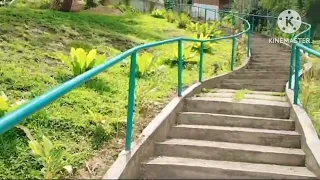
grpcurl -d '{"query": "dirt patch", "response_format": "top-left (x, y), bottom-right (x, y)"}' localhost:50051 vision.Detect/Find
top-left (84, 5), bottom-right (123, 15)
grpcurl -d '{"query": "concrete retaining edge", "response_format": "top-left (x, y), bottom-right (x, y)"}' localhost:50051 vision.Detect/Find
top-left (286, 64), bottom-right (320, 178)
top-left (103, 55), bottom-right (251, 179)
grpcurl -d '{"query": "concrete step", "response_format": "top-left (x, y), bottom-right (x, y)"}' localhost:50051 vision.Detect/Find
top-left (222, 79), bottom-right (287, 85)
top-left (209, 89), bottom-right (286, 96)
top-left (155, 139), bottom-right (305, 166)
top-left (248, 64), bottom-right (290, 70)
top-left (228, 73), bottom-right (288, 79)
top-left (198, 92), bottom-right (286, 101)
top-left (179, 112), bottom-right (294, 130)
top-left (249, 59), bottom-right (290, 64)
top-left (251, 54), bottom-right (291, 59)
top-left (141, 157), bottom-right (316, 179)
top-left (243, 69), bottom-right (290, 74)
top-left (169, 124), bottom-right (300, 148)
top-left (220, 83), bottom-right (286, 92)
top-left (184, 96), bottom-right (290, 119)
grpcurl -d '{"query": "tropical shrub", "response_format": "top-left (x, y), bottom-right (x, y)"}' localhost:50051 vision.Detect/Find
top-left (165, 10), bottom-right (176, 23)
top-left (136, 52), bottom-right (162, 77)
top-left (187, 22), bottom-right (222, 38)
top-left (58, 48), bottom-right (106, 76)
top-left (18, 126), bottom-right (71, 179)
top-left (176, 13), bottom-right (190, 29)
top-left (151, 9), bottom-right (166, 19)
top-left (165, 45), bottom-right (197, 66)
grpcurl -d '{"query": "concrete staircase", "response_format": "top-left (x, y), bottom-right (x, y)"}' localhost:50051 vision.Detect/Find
top-left (137, 35), bottom-right (317, 179)
top-left (219, 34), bottom-right (291, 92)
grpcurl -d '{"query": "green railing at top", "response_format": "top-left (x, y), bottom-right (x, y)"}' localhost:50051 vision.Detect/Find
top-left (177, 3), bottom-right (320, 105)
top-left (0, 5), bottom-right (251, 151)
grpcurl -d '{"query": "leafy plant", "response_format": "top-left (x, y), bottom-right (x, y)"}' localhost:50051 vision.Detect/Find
top-left (151, 9), bottom-right (165, 19)
top-left (0, 92), bottom-right (8, 117)
top-left (191, 34), bottom-right (215, 53)
top-left (58, 48), bottom-right (106, 76)
top-left (17, 126), bottom-right (71, 179)
top-left (176, 13), bottom-right (190, 29)
top-left (136, 52), bottom-right (162, 77)
top-left (165, 10), bottom-right (176, 23)
top-left (168, 45), bottom-right (196, 66)
top-left (0, 92), bottom-right (26, 117)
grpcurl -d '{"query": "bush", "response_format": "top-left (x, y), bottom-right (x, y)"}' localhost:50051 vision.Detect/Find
top-left (165, 10), bottom-right (176, 23)
top-left (176, 13), bottom-right (190, 29)
top-left (151, 9), bottom-right (166, 18)
top-left (187, 22), bottom-right (222, 38)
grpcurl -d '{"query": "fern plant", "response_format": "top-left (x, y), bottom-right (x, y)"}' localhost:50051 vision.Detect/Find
top-left (58, 48), bottom-right (106, 76)
top-left (176, 13), bottom-right (190, 29)
top-left (151, 9), bottom-right (166, 18)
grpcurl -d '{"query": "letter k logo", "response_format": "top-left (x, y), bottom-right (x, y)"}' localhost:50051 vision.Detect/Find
top-left (286, 16), bottom-right (294, 27)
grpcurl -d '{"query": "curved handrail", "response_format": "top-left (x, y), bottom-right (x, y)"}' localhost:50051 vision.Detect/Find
top-left (175, 3), bottom-right (320, 105)
top-left (0, 5), bottom-right (251, 151)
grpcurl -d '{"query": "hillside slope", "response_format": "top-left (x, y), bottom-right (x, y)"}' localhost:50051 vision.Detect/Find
top-left (0, 8), bottom-right (234, 178)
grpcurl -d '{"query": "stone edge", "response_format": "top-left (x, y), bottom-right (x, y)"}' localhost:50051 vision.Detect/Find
top-left (286, 66), bottom-right (320, 178)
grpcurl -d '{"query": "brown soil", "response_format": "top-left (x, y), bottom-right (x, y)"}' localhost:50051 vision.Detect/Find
top-left (84, 5), bottom-right (123, 15)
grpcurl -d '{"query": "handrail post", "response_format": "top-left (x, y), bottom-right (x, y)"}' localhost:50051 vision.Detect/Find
top-left (307, 28), bottom-right (312, 48)
top-left (247, 24), bottom-right (251, 57)
top-left (125, 51), bottom-right (137, 151)
top-left (289, 43), bottom-right (296, 89)
top-left (178, 40), bottom-right (183, 97)
top-left (199, 42), bottom-right (204, 82)
top-left (294, 47), bottom-right (301, 105)
top-left (251, 16), bottom-right (255, 32)
top-left (231, 36), bottom-right (236, 71)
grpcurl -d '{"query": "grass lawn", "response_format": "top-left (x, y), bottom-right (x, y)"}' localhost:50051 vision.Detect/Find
top-left (0, 7), bottom-right (239, 178)
top-left (300, 57), bottom-right (320, 137)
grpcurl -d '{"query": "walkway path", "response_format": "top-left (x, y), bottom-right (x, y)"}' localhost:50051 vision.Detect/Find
top-left (137, 34), bottom-right (317, 179)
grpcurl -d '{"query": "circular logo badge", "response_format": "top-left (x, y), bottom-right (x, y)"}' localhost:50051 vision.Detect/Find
top-left (277, 9), bottom-right (301, 34)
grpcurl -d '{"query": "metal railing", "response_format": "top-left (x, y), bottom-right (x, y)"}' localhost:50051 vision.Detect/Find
top-left (0, 5), bottom-right (250, 151)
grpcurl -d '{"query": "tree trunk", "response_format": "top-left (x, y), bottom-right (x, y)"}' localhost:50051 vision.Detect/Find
top-left (60, 0), bottom-right (73, 12)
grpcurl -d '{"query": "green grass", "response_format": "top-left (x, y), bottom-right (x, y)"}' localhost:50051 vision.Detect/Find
top-left (300, 57), bottom-right (320, 137)
top-left (0, 7), bottom-right (240, 178)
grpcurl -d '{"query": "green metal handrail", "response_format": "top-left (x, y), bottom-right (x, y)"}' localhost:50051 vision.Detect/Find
top-left (0, 5), bottom-right (251, 151)
top-left (185, 4), bottom-right (320, 106)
